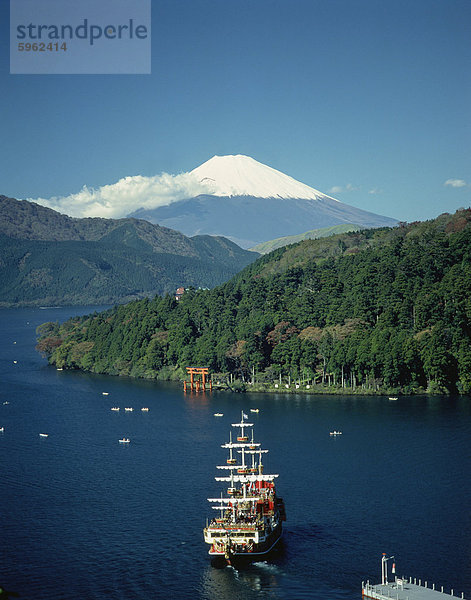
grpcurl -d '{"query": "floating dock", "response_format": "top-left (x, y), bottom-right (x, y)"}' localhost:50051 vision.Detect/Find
top-left (363, 555), bottom-right (466, 600)
top-left (363, 578), bottom-right (466, 600)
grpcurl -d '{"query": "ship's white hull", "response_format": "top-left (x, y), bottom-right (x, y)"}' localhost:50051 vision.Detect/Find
top-left (207, 521), bottom-right (283, 567)
top-left (209, 527), bottom-right (283, 568)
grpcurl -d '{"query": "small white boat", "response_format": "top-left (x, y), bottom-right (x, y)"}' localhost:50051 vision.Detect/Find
top-left (118, 438), bottom-right (130, 443)
top-left (141, 407), bottom-right (149, 412)
top-left (102, 392), bottom-right (109, 396)
top-left (39, 433), bottom-right (49, 438)
top-left (329, 430), bottom-right (342, 436)
top-left (13, 360), bottom-right (17, 364)
top-left (388, 397), bottom-right (398, 401)
top-left (250, 408), bottom-right (259, 413)
top-left (57, 368), bottom-right (63, 371)
top-left (111, 407), bottom-right (120, 411)
top-left (124, 407), bottom-right (133, 412)
top-left (0, 427), bottom-right (4, 432)
top-left (213, 413), bottom-right (223, 417)
top-left (3, 401), bottom-right (9, 405)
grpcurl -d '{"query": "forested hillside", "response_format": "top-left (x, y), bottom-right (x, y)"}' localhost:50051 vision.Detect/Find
top-left (0, 196), bottom-right (257, 306)
top-left (37, 209), bottom-right (471, 395)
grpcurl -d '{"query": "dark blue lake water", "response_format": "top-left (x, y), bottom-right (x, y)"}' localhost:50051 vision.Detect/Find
top-left (0, 307), bottom-right (470, 600)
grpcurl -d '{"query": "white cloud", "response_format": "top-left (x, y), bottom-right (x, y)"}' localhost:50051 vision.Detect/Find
top-left (28, 171), bottom-right (210, 219)
top-left (368, 188), bottom-right (383, 195)
top-left (444, 178), bottom-right (467, 188)
top-left (328, 183), bottom-right (359, 194)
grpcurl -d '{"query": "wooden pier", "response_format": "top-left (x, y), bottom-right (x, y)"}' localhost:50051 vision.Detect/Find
top-left (183, 366), bottom-right (212, 392)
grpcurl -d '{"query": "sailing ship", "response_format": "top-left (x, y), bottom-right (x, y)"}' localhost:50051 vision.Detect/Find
top-left (203, 411), bottom-right (286, 568)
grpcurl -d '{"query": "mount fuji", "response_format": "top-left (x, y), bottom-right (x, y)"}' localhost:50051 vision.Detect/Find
top-left (130, 155), bottom-right (398, 249)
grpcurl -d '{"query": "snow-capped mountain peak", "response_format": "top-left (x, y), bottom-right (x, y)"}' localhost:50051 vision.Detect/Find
top-left (190, 154), bottom-right (336, 201)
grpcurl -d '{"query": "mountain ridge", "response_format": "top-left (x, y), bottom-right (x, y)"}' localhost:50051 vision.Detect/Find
top-left (130, 154), bottom-right (398, 248)
top-left (0, 195), bottom-right (258, 306)
top-left (131, 193), bottom-right (397, 249)
top-left (22, 155), bottom-right (398, 249)
top-left (250, 223), bottom-right (363, 254)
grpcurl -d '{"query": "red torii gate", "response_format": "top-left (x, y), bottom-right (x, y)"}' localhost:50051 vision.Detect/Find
top-left (184, 366), bottom-right (212, 392)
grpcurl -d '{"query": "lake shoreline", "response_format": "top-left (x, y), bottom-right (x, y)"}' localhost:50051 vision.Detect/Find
top-left (46, 359), bottom-right (462, 397)
top-left (213, 382), bottom-right (464, 397)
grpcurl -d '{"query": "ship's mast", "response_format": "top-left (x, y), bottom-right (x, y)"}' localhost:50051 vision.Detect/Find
top-left (250, 429), bottom-right (256, 471)
top-left (227, 431), bottom-right (236, 464)
top-left (218, 491), bottom-right (224, 519)
top-left (209, 410), bottom-right (279, 518)
top-left (236, 410), bottom-right (249, 442)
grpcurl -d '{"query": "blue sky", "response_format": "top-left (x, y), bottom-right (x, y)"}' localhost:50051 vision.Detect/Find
top-left (1, 0), bottom-right (470, 223)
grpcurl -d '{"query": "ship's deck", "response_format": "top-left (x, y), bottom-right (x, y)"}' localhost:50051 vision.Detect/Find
top-left (363, 579), bottom-right (466, 600)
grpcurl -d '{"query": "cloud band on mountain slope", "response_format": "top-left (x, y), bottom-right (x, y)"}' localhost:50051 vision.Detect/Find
top-left (28, 171), bottom-right (210, 219)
